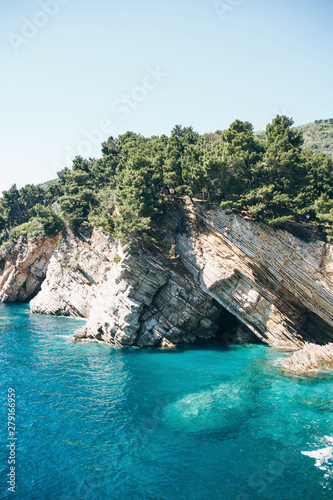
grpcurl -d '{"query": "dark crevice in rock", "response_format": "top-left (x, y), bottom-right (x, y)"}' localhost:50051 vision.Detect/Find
top-left (213, 306), bottom-right (262, 345)
top-left (300, 308), bottom-right (333, 344)
top-left (23, 285), bottom-right (42, 304)
top-left (214, 306), bottom-right (240, 344)
top-left (76, 267), bottom-right (98, 286)
top-left (192, 302), bottom-right (262, 347)
top-left (0, 258), bottom-right (5, 274)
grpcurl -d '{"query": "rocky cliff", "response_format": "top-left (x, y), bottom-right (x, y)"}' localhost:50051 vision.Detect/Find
top-left (0, 235), bottom-right (59, 303)
top-left (30, 228), bottom-right (121, 317)
top-left (4, 200), bottom-right (333, 371)
top-left (73, 199), bottom-right (333, 352)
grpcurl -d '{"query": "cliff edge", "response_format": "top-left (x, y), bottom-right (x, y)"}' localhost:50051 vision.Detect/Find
top-left (2, 200), bottom-right (333, 372)
top-left (30, 228), bottom-right (121, 317)
top-left (0, 235), bottom-right (59, 303)
top-left (74, 199), bottom-right (333, 353)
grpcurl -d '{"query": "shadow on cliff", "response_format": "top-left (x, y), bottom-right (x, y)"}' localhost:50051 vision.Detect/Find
top-left (174, 199), bottom-right (333, 348)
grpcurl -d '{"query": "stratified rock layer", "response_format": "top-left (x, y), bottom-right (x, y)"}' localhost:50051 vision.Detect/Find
top-left (74, 253), bottom-right (224, 347)
top-left (176, 200), bottom-right (333, 347)
top-left (30, 229), bottom-right (121, 317)
top-left (75, 200), bottom-right (333, 349)
top-left (0, 236), bottom-right (58, 303)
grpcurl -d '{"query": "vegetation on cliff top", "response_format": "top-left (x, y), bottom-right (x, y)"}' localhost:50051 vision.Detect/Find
top-left (1, 115), bottom-right (333, 247)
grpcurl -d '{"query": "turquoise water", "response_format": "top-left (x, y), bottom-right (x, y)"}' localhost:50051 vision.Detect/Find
top-left (1, 304), bottom-right (333, 499)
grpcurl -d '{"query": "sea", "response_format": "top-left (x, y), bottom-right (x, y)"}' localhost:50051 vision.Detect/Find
top-left (0, 303), bottom-right (332, 499)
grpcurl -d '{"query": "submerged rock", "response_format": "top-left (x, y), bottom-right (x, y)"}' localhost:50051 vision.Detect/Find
top-left (163, 382), bottom-right (246, 433)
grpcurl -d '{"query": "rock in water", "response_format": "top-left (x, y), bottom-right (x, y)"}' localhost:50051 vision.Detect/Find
top-left (282, 343), bottom-right (333, 373)
top-left (3, 200), bottom-right (333, 369)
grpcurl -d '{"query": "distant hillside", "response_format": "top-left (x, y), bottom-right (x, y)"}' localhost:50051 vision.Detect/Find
top-left (255, 119), bottom-right (333, 158)
top-left (297, 119), bottom-right (333, 157)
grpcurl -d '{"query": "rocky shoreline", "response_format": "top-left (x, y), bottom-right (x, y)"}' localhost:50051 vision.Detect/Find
top-left (281, 342), bottom-right (333, 373)
top-left (1, 200), bottom-right (333, 372)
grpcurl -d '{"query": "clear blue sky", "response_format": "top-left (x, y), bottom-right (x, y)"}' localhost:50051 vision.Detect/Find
top-left (0, 0), bottom-right (332, 192)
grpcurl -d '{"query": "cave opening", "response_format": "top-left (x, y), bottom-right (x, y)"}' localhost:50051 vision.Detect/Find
top-left (214, 307), bottom-right (241, 345)
top-left (198, 304), bottom-right (261, 348)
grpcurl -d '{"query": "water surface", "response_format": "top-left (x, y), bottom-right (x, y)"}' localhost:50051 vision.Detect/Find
top-left (0, 304), bottom-right (332, 499)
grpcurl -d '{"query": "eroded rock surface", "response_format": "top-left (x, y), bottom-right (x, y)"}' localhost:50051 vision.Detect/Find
top-left (281, 343), bottom-right (333, 373)
top-left (75, 253), bottom-right (225, 347)
top-left (30, 229), bottom-right (121, 317)
top-left (5, 199), bottom-right (332, 358)
top-left (0, 236), bottom-right (58, 303)
top-left (75, 200), bottom-right (333, 349)
top-left (176, 200), bottom-right (333, 348)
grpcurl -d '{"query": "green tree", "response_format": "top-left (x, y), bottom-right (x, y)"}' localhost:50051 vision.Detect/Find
top-left (0, 185), bottom-right (22, 228)
top-left (34, 204), bottom-right (65, 238)
top-left (18, 184), bottom-right (45, 221)
top-left (59, 157), bottom-right (96, 231)
top-left (112, 156), bottom-right (158, 244)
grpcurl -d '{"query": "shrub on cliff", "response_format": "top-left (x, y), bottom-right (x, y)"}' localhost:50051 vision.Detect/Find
top-left (34, 205), bottom-right (65, 238)
top-left (8, 219), bottom-right (43, 242)
top-left (6, 207), bottom-right (64, 243)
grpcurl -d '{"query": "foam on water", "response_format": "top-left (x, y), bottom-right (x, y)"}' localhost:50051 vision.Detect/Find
top-left (302, 436), bottom-right (333, 478)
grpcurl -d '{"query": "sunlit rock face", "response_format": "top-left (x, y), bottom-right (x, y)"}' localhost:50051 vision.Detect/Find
top-left (74, 199), bottom-right (333, 350)
top-left (3, 199), bottom-right (332, 367)
top-left (30, 229), bottom-right (121, 317)
top-left (2, 195), bottom-right (332, 365)
top-left (175, 199), bottom-right (333, 348)
top-left (0, 235), bottom-right (59, 303)
top-left (4, 197), bottom-right (331, 355)
top-left (74, 252), bottom-right (226, 347)
top-left (281, 343), bottom-right (333, 373)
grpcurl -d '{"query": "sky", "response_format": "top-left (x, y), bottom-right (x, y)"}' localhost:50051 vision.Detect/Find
top-left (0, 0), bottom-right (332, 193)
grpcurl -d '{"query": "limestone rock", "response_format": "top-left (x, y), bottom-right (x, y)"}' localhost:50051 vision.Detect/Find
top-left (0, 235), bottom-right (58, 303)
top-left (2, 198), bottom-right (329, 362)
top-left (282, 343), bottom-right (333, 373)
top-left (175, 200), bottom-right (333, 348)
top-left (76, 200), bottom-right (333, 350)
top-left (30, 229), bottom-right (121, 317)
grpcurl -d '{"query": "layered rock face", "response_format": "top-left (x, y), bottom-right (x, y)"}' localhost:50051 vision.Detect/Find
top-left (75, 252), bottom-right (226, 347)
top-left (0, 236), bottom-right (59, 303)
top-left (6, 199), bottom-right (331, 358)
top-left (176, 200), bottom-right (333, 348)
top-left (30, 229), bottom-right (121, 317)
top-left (75, 200), bottom-right (333, 349)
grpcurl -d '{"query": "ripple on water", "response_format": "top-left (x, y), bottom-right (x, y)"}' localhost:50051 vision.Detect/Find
top-left (1, 304), bottom-right (333, 499)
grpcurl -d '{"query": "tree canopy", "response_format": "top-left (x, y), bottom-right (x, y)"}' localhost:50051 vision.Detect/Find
top-left (1, 115), bottom-right (333, 246)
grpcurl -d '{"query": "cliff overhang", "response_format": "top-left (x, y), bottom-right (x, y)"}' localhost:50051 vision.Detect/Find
top-left (2, 201), bottom-right (333, 373)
